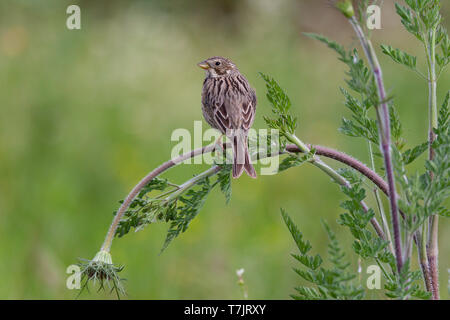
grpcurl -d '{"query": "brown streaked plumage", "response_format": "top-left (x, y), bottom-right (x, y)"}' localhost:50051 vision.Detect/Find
top-left (198, 56), bottom-right (257, 179)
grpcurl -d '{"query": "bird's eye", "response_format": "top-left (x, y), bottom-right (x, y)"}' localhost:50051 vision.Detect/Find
top-left (215, 61), bottom-right (221, 66)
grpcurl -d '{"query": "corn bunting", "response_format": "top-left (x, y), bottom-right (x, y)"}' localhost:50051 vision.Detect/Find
top-left (198, 56), bottom-right (257, 178)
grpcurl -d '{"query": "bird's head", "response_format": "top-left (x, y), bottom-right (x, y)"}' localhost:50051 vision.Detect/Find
top-left (197, 56), bottom-right (237, 78)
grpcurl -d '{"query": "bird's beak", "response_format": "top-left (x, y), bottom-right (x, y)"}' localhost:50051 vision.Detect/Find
top-left (197, 61), bottom-right (210, 70)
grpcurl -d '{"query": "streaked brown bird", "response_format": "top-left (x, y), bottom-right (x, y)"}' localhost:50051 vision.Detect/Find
top-left (198, 56), bottom-right (257, 179)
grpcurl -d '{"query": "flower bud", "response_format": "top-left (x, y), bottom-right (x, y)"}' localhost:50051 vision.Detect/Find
top-left (93, 250), bottom-right (113, 264)
top-left (335, 0), bottom-right (355, 18)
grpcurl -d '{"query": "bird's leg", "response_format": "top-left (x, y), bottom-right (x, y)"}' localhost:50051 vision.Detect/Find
top-left (214, 134), bottom-right (229, 162)
top-left (214, 134), bottom-right (224, 151)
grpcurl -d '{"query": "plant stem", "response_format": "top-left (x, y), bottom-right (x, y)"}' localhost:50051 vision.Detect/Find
top-left (368, 141), bottom-right (394, 254)
top-left (427, 214), bottom-right (439, 299)
top-left (426, 28), bottom-right (438, 162)
top-left (163, 165), bottom-right (221, 203)
top-left (100, 143), bottom-right (220, 253)
top-left (100, 140), bottom-right (397, 254)
top-left (375, 257), bottom-right (392, 282)
top-left (287, 133), bottom-right (386, 241)
top-left (288, 144), bottom-right (390, 195)
top-left (349, 16), bottom-right (403, 273)
top-left (425, 27), bottom-right (439, 300)
top-left (419, 224), bottom-right (433, 293)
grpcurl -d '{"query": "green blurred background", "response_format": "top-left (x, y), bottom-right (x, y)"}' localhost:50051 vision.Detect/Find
top-left (0, 0), bottom-right (448, 299)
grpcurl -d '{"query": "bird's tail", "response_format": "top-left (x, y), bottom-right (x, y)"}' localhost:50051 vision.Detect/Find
top-left (232, 132), bottom-right (257, 179)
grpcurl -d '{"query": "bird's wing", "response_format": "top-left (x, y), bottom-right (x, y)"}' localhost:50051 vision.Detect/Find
top-left (202, 78), bottom-right (232, 134)
top-left (241, 89), bottom-right (257, 131)
top-left (214, 99), bottom-right (233, 134)
top-left (203, 78), bottom-right (256, 134)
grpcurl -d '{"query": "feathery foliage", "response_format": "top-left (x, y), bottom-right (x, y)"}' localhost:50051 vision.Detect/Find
top-left (391, 0), bottom-right (449, 77)
top-left (305, 33), bottom-right (406, 150)
top-left (259, 72), bottom-right (297, 137)
top-left (380, 45), bottom-right (417, 71)
top-left (394, 91), bottom-right (450, 232)
top-left (337, 176), bottom-right (393, 265)
top-left (277, 150), bottom-right (315, 173)
top-left (384, 260), bottom-right (431, 300)
top-left (282, 209), bottom-right (364, 300)
top-left (273, 0), bottom-right (448, 299)
top-left (115, 165), bottom-right (231, 253)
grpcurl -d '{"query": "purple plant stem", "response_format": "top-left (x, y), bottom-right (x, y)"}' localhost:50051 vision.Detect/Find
top-left (349, 16), bottom-right (403, 273)
top-left (427, 219), bottom-right (439, 299)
